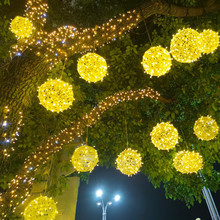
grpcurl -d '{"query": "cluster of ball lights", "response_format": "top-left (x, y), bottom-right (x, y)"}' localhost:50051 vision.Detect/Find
top-left (24, 196), bottom-right (58, 220)
top-left (173, 150), bottom-right (203, 174)
top-left (116, 148), bottom-right (142, 176)
top-left (71, 145), bottom-right (99, 172)
top-left (77, 53), bottom-right (108, 83)
top-left (10, 16), bottom-right (33, 39)
top-left (170, 28), bottom-right (219, 63)
top-left (150, 122), bottom-right (179, 150)
top-left (38, 79), bottom-right (74, 113)
top-left (193, 116), bottom-right (219, 141)
top-left (142, 46), bottom-right (172, 77)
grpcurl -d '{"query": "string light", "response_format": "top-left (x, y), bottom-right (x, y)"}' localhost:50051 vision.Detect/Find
top-left (170, 28), bottom-right (202, 63)
top-left (23, 196), bottom-right (58, 220)
top-left (173, 150), bottom-right (203, 174)
top-left (142, 46), bottom-right (172, 77)
top-left (25, 0), bottom-right (48, 27)
top-left (116, 148), bottom-right (142, 176)
top-left (0, 87), bottom-right (166, 218)
top-left (150, 122), bottom-right (179, 150)
top-left (193, 116), bottom-right (219, 141)
top-left (71, 145), bottom-right (99, 172)
top-left (1, 106), bottom-right (23, 157)
top-left (77, 53), bottom-right (108, 82)
top-left (10, 0), bottom-right (141, 68)
top-left (200, 29), bottom-right (219, 54)
top-left (38, 79), bottom-right (74, 113)
top-left (10, 16), bottom-right (33, 38)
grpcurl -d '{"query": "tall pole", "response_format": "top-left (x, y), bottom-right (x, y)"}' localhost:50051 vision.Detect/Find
top-left (199, 173), bottom-right (220, 220)
top-left (102, 211), bottom-right (106, 220)
top-left (101, 202), bottom-right (109, 220)
top-left (202, 187), bottom-right (220, 220)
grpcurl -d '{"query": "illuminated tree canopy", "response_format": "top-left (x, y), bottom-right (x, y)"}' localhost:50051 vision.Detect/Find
top-left (0, 0), bottom-right (219, 218)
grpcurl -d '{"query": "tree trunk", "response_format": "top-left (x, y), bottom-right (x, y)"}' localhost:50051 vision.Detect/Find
top-left (0, 50), bottom-right (50, 146)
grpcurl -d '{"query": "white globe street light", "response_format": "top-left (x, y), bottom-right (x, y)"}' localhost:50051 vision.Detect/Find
top-left (96, 189), bottom-right (103, 197)
top-left (114, 195), bottom-right (120, 202)
top-left (96, 190), bottom-right (120, 220)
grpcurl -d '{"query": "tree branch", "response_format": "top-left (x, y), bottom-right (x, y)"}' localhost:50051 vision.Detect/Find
top-left (63, 0), bottom-right (220, 56)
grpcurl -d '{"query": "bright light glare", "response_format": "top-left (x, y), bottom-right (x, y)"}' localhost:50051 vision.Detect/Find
top-left (96, 189), bottom-right (103, 197)
top-left (114, 195), bottom-right (120, 202)
top-left (108, 202), bottom-right (112, 205)
top-left (97, 202), bottom-right (101, 206)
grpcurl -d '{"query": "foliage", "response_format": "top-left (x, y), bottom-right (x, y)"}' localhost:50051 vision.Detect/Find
top-left (47, 0), bottom-right (145, 27)
top-left (0, 0), bottom-right (220, 212)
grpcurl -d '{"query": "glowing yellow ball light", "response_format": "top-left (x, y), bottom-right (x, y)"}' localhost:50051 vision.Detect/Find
top-left (77, 53), bottom-right (108, 82)
top-left (170, 28), bottom-right (202, 63)
top-left (71, 145), bottom-right (99, 172)
top-left (38, 79), bottom-right (74, 113)
top-left (24, 196), bottom-right (58, 220)
top-left (10, 16), bottom-right (33, 38)
top-left (173, 150), bottom-right (203, 174)
top-left (194, 116), bottom-right (219, 141)
top-left (116, 148), bottom-right (142, 176)
top-left (200, 29), bottom-right (219, 54)
top-left (150, 122), bottom-right (179, 150)
top-left (142, 46), bottom-right (172, 77)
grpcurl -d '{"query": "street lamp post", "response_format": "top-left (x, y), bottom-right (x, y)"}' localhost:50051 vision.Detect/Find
top-left (96, 189), bottom-right (120, 220)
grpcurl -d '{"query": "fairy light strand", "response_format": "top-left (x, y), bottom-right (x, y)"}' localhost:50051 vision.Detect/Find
top-left (10, 0), bottom-right (141, 69)
top-left (0, 106), bottom-right (24, 157)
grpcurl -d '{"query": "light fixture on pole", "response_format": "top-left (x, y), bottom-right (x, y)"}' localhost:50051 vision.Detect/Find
top-left (96, 189), bottom-right (120, 220)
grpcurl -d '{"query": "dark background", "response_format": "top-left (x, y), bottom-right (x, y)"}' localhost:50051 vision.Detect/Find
top-left (76, 167), bottom-right (220, 220)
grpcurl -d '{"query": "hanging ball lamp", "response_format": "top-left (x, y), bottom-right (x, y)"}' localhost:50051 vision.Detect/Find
top-left (71, 145), bottom-right (99, 172)
top-left (200, 29), bottom-right (219, 54)
top-left (38, 79), bottom-right (74, 113)
top-left (150, 122), bottom-right (179, 150)
top-left (193, 116), bottom-right (219, 141)
top-left (116, 148), bottom-right (142, 176)
top-left (173, 150), bottom-right (203, 174)
top-left (142, 46), bottom-right (172, 77)
top-left (77, 53), bottom-right (108, 82)
top-left (10, 16), bottom-right (33, 38)
top-left (24, 196), bottom-right (58, 220)
top-left (170, 28), bottom-right (202, 63)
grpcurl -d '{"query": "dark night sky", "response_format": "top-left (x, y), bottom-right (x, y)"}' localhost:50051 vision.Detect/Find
top-left (75, 167), bottom-right (220, 220)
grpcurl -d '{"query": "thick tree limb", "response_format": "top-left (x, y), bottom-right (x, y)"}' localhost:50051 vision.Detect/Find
top-left (65, 0), bottom-right (220, 56)
top-left (140, 0), bottom-right (220, 18)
